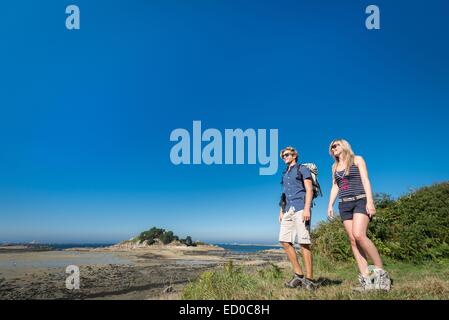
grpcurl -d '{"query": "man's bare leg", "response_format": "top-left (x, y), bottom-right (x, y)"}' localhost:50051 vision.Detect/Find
top-left (280, 241), bottom-right (304, 275)
top-left (301, 244), bottom-right (313, 279)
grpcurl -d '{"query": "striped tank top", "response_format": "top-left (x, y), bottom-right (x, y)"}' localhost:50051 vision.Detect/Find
top-left (334, 164), bottom-right (365, 199)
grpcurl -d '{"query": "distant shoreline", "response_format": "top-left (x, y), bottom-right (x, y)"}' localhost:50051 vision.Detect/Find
top-left (216, 243), bottom-right (281, 247)
top-left (0, 242), bottom-right (282, 254)
top-left (1, 242), bottom-right (282, 247)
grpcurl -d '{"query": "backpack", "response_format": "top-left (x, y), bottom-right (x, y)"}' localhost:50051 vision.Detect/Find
top-left (298, 163), bottom-right (323, 199)
top-left (279, 163), bottom-right (322, 210)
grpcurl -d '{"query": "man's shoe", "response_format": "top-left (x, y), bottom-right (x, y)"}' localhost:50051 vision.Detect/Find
top-left (284, 275), bottom-right (303, 288)
top-left (352, 274), bottom-right (375, 292)
top-left (301, 277), bottom-right (317, 291)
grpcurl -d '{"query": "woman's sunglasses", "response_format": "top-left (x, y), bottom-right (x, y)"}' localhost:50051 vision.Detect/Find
top-left (331, 144), bottom-right (339, 150)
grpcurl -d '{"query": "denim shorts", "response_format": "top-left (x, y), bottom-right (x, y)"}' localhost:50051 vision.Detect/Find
top-left (338, 198), bottom-right (370, 221)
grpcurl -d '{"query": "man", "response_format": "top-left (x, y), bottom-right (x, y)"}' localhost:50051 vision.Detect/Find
top-left (279, 146), bottom-right (316, 290)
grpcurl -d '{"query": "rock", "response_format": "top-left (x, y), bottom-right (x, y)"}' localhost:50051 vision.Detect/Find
top-left (163, 285), bottom-right (173, 294)
top-left (109, 240), bottom-right (154, 250)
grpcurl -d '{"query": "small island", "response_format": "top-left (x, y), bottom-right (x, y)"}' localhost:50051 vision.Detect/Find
top-left (110, 227), bottom-right (211, 250)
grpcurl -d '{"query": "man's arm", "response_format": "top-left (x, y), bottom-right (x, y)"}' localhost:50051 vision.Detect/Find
top-left (279, 193), bottom-right (286, 210)
top-left (278, 193), bottom-right (286, 222)
top-left (303, 179), bottom-right (313, 222)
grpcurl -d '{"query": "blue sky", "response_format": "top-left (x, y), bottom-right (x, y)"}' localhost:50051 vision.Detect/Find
top-left (1, 0), bottom-right (448, 243)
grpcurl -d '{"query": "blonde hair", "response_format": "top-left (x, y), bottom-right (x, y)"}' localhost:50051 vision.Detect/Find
top-left (280, 146), bottom-right (298, 162)
top-left (329, 139), bottom-right (355, 177)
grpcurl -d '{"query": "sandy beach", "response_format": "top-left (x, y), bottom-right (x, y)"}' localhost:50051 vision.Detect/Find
top-left (0, 244), bottom-right (285, 300)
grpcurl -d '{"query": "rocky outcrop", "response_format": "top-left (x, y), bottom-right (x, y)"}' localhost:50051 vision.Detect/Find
top-left (108, 240), bottom-right (153, 250)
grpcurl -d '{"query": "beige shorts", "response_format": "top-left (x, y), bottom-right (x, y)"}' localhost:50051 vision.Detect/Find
top-left (279, 208), bottom-right (311, 245)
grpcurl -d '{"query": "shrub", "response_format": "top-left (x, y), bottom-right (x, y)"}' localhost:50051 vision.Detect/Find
top-left (159, 231), bottom-right (175, 244)
top-left (138, 227), bottom-right (165, 243)
top-left (137, 227), bottom-right (184, 245)
top-left (312, 217), bottom-right (352, 261)
top-left (180, 236), bottom-right (196, 246)
top-left (379, 183), bottom-right (449, 262)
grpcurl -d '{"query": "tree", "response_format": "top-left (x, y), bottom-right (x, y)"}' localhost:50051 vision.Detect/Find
top-left (138, 227), bottom-right (165, 243)
top-left (160, 231), bottom-right (175, 244)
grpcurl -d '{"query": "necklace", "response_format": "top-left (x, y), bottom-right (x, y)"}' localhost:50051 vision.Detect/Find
top-left (335, 169), bottom-right (346, 179)
top-left (335, 159), bottom-right (350, 179)
top-left (335, 163), bottom-right (348, 179)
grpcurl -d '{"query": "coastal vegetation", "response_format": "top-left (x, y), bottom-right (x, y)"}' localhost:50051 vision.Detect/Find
top-left (134, 227), bottom-right (198, 246)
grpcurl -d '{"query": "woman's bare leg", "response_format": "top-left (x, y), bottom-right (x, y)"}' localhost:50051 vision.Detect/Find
top-left (352, 213), bottom-right (383, 269)
top-left (343, 219), bottom-right (370, 276)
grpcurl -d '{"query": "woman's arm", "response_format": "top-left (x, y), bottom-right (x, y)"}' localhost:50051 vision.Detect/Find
top-left (355, 155), bottom-right (376, 215)
top-left (328, 177), bottom-right (339, 218)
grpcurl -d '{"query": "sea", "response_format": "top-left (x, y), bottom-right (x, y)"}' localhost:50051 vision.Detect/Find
top-left (214, 244), bottom-right (281, 253)
top-left (16, 243), bottom-right (281, 253)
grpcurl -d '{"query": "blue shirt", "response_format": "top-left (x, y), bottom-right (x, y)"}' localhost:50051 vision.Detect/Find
top-left (282, 164), bottom-right (312, 212)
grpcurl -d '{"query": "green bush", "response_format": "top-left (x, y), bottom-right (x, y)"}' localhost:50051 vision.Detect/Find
top-left (159, 231), bottom-right (175, 244)
top-left (137, 227), bottom-right (187, 245)
top-left (180, 236), bottom-right (196, 246)
top-left (312, 217), bottom-right (352, 262)
top-left (379, 183), bottom-right (449, 262)
top-left (138, 227), bottom-right (165, 243)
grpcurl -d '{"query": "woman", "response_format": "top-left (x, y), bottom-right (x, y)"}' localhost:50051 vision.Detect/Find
top-left (327, 139), bottom-right (391, 291)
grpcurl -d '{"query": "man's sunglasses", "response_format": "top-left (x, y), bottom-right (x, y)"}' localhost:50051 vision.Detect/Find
top-left (282, 153), bottom-right (292, 158)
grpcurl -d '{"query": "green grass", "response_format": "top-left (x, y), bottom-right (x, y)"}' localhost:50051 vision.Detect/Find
top-left (181, 256), bottom-right (449, 300)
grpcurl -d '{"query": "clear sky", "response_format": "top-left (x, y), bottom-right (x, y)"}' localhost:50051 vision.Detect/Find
top-left (1, 0), bottom-right (448, 244)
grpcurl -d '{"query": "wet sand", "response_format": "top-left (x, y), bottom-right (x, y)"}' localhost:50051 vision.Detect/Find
top-left (0, 245), bottom-right (285, 300)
